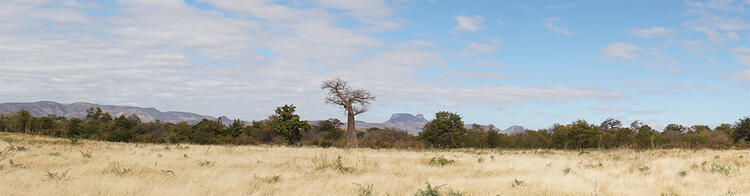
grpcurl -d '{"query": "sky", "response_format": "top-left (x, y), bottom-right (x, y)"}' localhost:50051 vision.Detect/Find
top-left (1, 0), bottom-right (749, 130)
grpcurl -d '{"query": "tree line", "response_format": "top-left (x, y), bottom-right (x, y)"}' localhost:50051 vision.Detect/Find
top-left (0, 107), bottom-right (748, 149)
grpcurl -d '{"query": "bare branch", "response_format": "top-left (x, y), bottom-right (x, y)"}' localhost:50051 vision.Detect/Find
top-left (321, 78), bottom-right (375, 116)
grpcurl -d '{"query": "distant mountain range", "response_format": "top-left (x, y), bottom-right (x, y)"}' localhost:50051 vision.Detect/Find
top-left (0, 101), bottom-right (214, 124)
top-left (0, 101), bottom-right (525, 135)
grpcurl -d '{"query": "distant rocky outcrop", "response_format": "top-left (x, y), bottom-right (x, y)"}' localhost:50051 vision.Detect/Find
top-left (350, 113), bottom-right (525, 136)
top-left (502, 125), bottom-right (526, 135)
top-left (0, 101), bottom-right (215, 124)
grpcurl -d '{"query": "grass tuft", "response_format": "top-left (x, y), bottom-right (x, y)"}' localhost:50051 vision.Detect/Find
top-left (79, 150), bottom-right (92, 158)
top-left (45, 169), bottom-right (70, 181)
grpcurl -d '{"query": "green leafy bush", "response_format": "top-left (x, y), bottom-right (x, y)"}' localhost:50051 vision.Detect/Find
top-left (428, 156), bottom-right (455, 166)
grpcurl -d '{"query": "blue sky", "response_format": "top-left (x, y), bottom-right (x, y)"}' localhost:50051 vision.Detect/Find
top-left (0, 0), bottom-right (748, 130)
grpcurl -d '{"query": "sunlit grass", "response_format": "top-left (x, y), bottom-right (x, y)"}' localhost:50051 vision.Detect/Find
top-left (0, 133), bottom-right (748, 195)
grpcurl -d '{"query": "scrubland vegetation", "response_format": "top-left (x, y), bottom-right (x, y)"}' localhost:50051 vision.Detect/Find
top-left (1, 132), bottom-right (748, 195)
top-left (1, 107), bottom-right (748, 150)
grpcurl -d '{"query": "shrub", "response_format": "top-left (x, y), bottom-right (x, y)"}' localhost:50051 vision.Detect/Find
top-left (319, 140), bottom-right (333, 148)
top-left (335, 155), bottom-right (354, 173)
top-left (353, 183), bottom-right (374, 196)
top-left (198, 160), bottom-right (216, 167)
top-left (562, 167), bottom-right (571, 175)
top-left (638, 166), bottom-right (650, 175)
top-left (260, 175), bottom-right (281, 184)
top-left (710, 163), bottom-right (736, 176)
top-left (415, 181), bottom-right (445, 196)
top-left (679, 170), bottom-right (687, 177)
top-left (512, 178), bottom-right (525, 188)
top-left (428, 156), bottom-right (455, 166)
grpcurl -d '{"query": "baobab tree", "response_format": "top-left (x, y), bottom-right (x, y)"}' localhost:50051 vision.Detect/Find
top-left (321, 78), bottom-right (375, 147)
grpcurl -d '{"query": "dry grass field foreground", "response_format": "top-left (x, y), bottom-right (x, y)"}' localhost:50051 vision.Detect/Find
top-left (1, 132), bottom-right (749, 196)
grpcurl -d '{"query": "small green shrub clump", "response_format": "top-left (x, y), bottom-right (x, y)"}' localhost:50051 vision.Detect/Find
top-left (638, 166), bottom-right (650, 175)
top-left (335, 155), bottom-right (354, 174)
top-left (198, 160), bottom-right (216, 167)
top-left (415, 182), bottom-right (444, 196)
top-left (678, 170), bottom-right (688, 177)
top-left (562, 167), bottom-right (571, 175)
top-left (710, 163), bottom-right (736, 176)
top-left (428, 156), bottom-right (455, 166)
top-left (260, 175), bottom-right (281, 184)
top-left (353, 183), bottom-right (374, 196)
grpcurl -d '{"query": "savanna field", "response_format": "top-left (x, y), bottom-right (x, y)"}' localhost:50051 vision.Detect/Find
top-left (1, 132), bottom-right (748, 196)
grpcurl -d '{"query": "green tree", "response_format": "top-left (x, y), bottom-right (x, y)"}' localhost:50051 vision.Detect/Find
top-left (516, 130), bottom-right (551, 148)
top-left (225, 119), bottom-right (246, 138)
top-left (567, 120), bottom-right (601, 149)
top-left (191, 119), bottom-right (225, 144)
top-left (67, 118), bottom-right (84, 144)
top-left (732, 117), bottom-right (750, 143)
top-left (635, 125), bottom-right (658, 149)
top-left (599, 118), bottom-right (622, 131)
top-left (662, 123), bottom-right (686, 144)
top-left (418, 111), bottom-right (467, 148)
top-left (270, 105), bottom-right (311, 145)
top-left (319, 118), bottom-right (344, 142)
top-left (714, 124), bottom-right (734, 137)
top-left (463, 124), bottom-right (488, 148)
top-left (550, 124), bottom-right (571, 149)
top-left (14, 110), bottom-right (33, 134)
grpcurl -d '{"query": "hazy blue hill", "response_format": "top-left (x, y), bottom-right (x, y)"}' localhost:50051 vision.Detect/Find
top-left (0, 101), bottom-right (215, 124)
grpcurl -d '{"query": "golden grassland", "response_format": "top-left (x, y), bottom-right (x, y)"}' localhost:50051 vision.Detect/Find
top-left (0, 132), bottom-right (748, 196)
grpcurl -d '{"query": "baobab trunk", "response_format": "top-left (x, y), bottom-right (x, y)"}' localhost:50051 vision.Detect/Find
top-left (346, 111), bottom-right (358, 148)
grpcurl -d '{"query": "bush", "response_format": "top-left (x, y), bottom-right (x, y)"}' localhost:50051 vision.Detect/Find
top-left (319, 140), bottom-right (333, 148)
top-left (428, 156), bottom-right (455, 166)
top-left (415, 181), bottom-right (445, 196)
top-left (354, 183), bottom-right (374, 196)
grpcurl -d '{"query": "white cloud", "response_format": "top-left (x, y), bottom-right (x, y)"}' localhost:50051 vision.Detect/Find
top-left (684, 0), bottom-right (750, 41)
top-left (588, 107), bottom-right (665, 115)
top-left (453, 15), bottom-right (484, 32)
top-left (731, 47), bottom-right (750, 65)
top-left (474, 61), bottom-right (506, 67)
top-left (726, 31), bottom-right (740, 39)
top-left (441, 70), bottom-right (509, 80)
top-left (731, 70), bottom-right (750, 81)
top-left (602, 43), bottom-right (640, 60)
top-left (731, 47), bottom-right (750, 53)
top-left (544, 17), bottom-right (574, 36)
top-left (736, 55), bottom-right (750, 65)
top-left (0, 0), bottom-right (627, 123)
top-left (314, 0), bottom-right (405, 31)
top-left (628, 26), bottom-right (675, 38)
top-left (456, 38), bottom-right (502, 56)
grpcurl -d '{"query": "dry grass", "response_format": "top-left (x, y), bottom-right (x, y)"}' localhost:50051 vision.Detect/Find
top-left (1, 132), bottom-right (748, 195)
